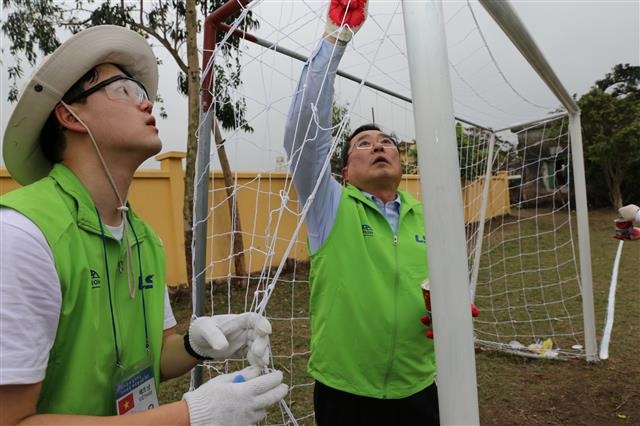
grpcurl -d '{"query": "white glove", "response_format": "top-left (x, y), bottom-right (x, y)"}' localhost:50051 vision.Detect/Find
top-left (183, 366), bottom-right (288, 426)
top-left (619, 204), bottom-right (640, 223)
top-left (325, 0), bottom-right (369, 44)
top-left (187, 313), bottom-right (272, 367)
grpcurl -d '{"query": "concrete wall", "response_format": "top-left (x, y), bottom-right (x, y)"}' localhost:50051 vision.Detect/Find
top-left (0, 153), bottom-right (510, 286)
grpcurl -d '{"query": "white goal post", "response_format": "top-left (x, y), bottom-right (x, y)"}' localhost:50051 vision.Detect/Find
top-left (190, 1), bottom-right (597, 424)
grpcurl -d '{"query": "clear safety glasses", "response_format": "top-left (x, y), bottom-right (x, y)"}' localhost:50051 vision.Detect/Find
top-left (63, 75), bottom-right (149, 106)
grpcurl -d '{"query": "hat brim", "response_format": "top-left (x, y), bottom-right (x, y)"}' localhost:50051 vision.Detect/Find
top-left (3, 25), bottom-right (158, 186)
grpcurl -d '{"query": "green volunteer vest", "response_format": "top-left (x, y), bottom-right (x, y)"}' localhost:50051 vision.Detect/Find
top-left (0, 164), bottom-right (166, 415)
top-left (308, 184), bottom-right (436, 399)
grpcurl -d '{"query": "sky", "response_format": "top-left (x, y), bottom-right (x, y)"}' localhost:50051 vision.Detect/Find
top-left (1, 0), bottom-right (639, 172)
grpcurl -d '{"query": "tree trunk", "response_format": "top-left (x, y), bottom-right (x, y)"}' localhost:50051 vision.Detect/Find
top-left (605, 161), bottom-right (625, 208)
top-left (183, 0), bottom-right (199, 287)
top-left (212, 119), bottom-right (248, 288)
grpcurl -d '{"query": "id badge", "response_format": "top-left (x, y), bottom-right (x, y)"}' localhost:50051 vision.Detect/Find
top-left (114, 357), bottom-right (159, 415)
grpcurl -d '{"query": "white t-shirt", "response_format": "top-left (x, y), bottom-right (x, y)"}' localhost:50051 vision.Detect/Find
top-left (0, 207), bottom-right (177, 385)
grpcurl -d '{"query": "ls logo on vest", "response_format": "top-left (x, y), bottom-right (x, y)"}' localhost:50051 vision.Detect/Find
top-left (139, 275), bottom-right (155, 289)
top-left (90, 269), bottom-right (101, 289)
top-left (361, 224), bottom-right (374, 237)
top-left (415, 235), bottom-right (426, 243)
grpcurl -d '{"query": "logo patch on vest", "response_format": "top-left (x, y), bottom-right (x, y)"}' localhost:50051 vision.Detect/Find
top-left (139, 274), bottom-right (155, 290)
top-left (415, 234), bottom-right (426, 243)
top-left (361, 224), bottom-right (374, 237)
top-left (90, 269), bottom-right (101, 289)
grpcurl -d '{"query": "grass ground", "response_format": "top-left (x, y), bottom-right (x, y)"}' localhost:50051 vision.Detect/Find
top-left (160, 208), bottom-right (639, 425)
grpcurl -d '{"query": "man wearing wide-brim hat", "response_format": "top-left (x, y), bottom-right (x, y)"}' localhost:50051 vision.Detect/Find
top-left (0, 25), bottom-right (286, 425)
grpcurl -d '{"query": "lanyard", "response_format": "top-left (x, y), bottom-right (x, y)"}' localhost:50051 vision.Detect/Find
top-left (96, 208), bottom-right (150, 367)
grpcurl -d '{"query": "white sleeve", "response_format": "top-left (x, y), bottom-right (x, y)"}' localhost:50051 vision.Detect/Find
top-left (164, 286), bottom-right (177, 329)
top-left (0, 208), bottom-right (61, 385)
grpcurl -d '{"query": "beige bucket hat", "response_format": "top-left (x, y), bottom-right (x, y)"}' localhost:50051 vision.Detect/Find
top-left (3, 25), bottom-right (158, 186)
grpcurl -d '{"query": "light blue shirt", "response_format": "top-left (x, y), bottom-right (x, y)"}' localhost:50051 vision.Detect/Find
top-left (364, 192), bottom-right (400, 234)
top-left (284, 39), bottom-right (401, 254)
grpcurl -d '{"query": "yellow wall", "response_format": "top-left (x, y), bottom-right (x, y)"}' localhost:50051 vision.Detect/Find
top-left (397, 172), bottom-right (511, 223)
top-left (0, 153), bottom-right (510, 286)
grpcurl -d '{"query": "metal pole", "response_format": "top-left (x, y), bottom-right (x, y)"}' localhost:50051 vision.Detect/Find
top-left (218, 22), bottom-right (494, 132)
top-left (469, 132), bottom-right (497, 302)
top-left (402, 1), bottom-right (480, 424)
top-left (192, 0), bottom-right (252, 388)
top-left (568, 112), bottom-right (598, 361)
top-left (495, 111), bottom-right (568, 134)
top-left (190, 110), bottom-right (213, 388)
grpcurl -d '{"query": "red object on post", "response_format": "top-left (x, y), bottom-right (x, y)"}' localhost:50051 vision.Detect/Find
top-left (420, 279), bottom-right (480, 339)
top-left (421, 280), bottom-right (434, 339)
top-left (613, 219), bottom-right (640, 241)
top-left (471, 303), bottom-right (480, 318)
top-left (421, 280), bottom-right (432, 312)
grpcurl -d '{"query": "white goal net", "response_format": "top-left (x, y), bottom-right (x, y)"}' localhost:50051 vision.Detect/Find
top-left (191, 1), bottom-right (595, 424)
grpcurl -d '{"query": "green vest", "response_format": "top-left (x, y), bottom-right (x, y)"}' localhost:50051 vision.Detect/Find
top-left (308, 184), bottom-right (436, 398)
top-left (0, 164), bottom-right (166, 415)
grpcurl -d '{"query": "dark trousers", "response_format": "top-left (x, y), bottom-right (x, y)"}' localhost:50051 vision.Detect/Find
top-left (313, 380), bottom-right (440, 426)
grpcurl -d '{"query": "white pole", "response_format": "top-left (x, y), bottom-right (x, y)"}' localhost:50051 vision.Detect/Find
top-left (402, 1), bottom-right (480, 425)
top-left (469, 132), bottom-right (497, 302)
top-left (599, 240), bottom-right (624, 360)
top-left (568, 112), bottom-right (598, 361)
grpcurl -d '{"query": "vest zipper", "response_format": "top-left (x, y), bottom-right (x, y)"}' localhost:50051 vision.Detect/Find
top-left (114, 241), bottom-right (127, 357)
top-left (113, 238), bottom-right (132, 356)
top-left (382, 233), bottom-right (400, 397)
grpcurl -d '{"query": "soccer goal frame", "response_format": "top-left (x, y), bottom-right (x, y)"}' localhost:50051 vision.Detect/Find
top-left (476, 1), bottom-right (596, 363)
top-left (191, 1), bottom-right (597, 424)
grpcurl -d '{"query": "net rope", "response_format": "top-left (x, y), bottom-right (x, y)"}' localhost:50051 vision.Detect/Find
top-left (192, 2), bottom-right (590, 423)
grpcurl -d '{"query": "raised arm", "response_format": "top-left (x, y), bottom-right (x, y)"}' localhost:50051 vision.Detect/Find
top-left (283, 37), bottom-right (345, 208)
top-left (283, 1), bottom-right (368, 253)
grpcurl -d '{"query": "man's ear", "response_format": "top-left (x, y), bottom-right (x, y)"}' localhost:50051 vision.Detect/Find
top-left (54, 103), bottom-right (87, 134)
top-left (341, 166), bottom-right (349, 183)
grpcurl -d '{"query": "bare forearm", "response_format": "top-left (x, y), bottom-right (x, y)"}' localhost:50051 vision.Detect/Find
top-left (17, 401), bottom-right (190, 426)
top-left (160, 333), bottom-right (198, 380)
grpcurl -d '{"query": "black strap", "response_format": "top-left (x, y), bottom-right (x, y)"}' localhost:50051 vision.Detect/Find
top-left (183, 332), bottom-right (212, 360)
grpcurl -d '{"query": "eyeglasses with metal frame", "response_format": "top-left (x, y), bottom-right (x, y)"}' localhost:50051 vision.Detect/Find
top-left (352, 136), bottom-right (398, 151)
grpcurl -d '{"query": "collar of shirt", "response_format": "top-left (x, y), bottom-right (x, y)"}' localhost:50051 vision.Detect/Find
top-left (363, 191), bottom-right (401, 234)
top-left (363, 191), bottom-right (401, 212)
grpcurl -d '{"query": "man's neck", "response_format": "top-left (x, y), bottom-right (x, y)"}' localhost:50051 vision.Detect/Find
top-left (369, 190), bottom-right (398, 204)
top-left (63, 160), bottom-right (133, 226)
top-left (355, 185), bottom-right (398, 204)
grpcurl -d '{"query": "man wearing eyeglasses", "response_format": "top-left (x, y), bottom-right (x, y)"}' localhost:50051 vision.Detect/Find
top-left (283, 2), bottom-right (439, 425)
top-left (0, 25), bottom-right (287, 425)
